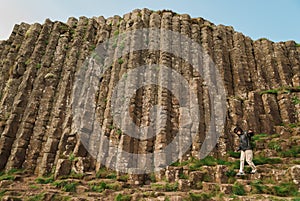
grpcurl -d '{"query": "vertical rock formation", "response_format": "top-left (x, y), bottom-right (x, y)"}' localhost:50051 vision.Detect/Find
top-left (0, 9), bottom-right (299, 180)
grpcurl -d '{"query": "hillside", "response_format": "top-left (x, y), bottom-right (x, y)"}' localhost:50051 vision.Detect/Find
top-left (0, 8), bottom-right (299, 201)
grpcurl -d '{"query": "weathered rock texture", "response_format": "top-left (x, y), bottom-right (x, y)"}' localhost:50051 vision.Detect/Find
top-left (0, 8), bottom-right (299, 180)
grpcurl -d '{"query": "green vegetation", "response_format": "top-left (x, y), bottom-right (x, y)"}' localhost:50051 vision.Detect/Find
top-left (252, 133), bottom-right (268, 141)
top-left (35, 176), bottom-right (54, 184)
top-left (260, 89), bottom-right (278, 95)
top-left (115, 194), bottom-right (131, 201)
top-left (228, 151), bottom-right (240, 158)
top-left (52, 180), bottom-right (78, 192)
top-left (89, 44), bottom-right (96, 51)
top-left (225, 169), bottom-right (236, 177)
top-left (36, 63), bottom-right (42, 69)
top-left (253, 155), bottom-right (282, 165)
top-left (250, 180), bottom-right (269, 194)
top-left (117, 174), bottom-right (129, 182)
top-left (0, 169), bottom-right (23, 181)
top-left (188, 156), bottom-right (230, 171)
top-left (233, 182), bottom-right (246, 196)
top-left (106, 172), bottom-right (117, 179)
top-left (273, 182), bottom-right (299, 197)
top-left (151, 182), bottom-right (178, 192)
top-left (296, 43), bottom-right (300, 47)
top-left (165, 182), bottom-right (178, 191)
top-left (179, 172), bottom-right (188, 179)
top-left (268, 141), bottom-right (282, 151)
top-left (118, 58), bottom-right (124, 65)
top-left (89, 181), bottom-right (108, 192)
top-left (29, 185), bottom-right (40, 189)
top-left (292, 96), bottom-right (300, 105)
top-left (26, 193), bottom-right (45, 201)
top-left (0, 190), bottom-right (7, 199)
top-left (187, 192), bottom-right (213, 201)
top-left (68, 153), bottom-right (77, 162)
top-left (116, 129), bottom-right (122, 135)
top-left (114, 30), bottom-right (120, 36)
top-left (279, 146), bottom-right (300, 157)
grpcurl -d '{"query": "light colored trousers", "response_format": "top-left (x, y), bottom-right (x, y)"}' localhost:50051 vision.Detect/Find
top-left (240, 150), bottom-right (256, 172)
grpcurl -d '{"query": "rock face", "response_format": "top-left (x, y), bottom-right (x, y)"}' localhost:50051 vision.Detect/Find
top-left (0, 8), bottom-right (299, 179)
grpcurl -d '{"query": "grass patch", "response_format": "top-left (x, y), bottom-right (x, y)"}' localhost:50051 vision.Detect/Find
top-left (260, 89), bottom-right (278, 95)
top-left (96, 167), bottom-right (117, 179)
top-left (115, 194), bottom-right (131, 201)
top-left (189, 156), bottom-right (230, 171)
top-left (179, 173), bottom-right (188, 179)
top-left (0, 190), bottom-right (7, 199)
top-left (35, 176), bottom-right (54, 184)
top-left (225, 169), bottom-right (236, 177)
top-left (296, 43), bottom-right (300, 47)
top-left (250, 180), bottom-right (269, 194)
top-left (52, 180), bottom-right (78, 192)
top-left (29, 185), bottom-right (40, 189)
top-left (292, 96), bottom-right (300, 105)
top-left (165, 182), bottom-right (178, 191)
top-left (187, 192), bottom-right (213, 201)
top-left (228, 151), bottom-right (240, 158)
top-left (117, 174), bottom-right (129, 182)
top-left (293, 160), bottom-right (300, 164)
top-left (90, 181), bottom-right (108, 192)
top-left (279, 146), bottom-right (300, 157)
top-left (0, 168), bottom-right (25, 181)
top-left (36, 63), bottom-right (41, 69)
top-left (253, 155), bottom-right (282, 165)
top-left (118, 58), bottom-right (124, 65)
top-left (151, 182), bottom-right (178, 192)
top-left (0, 174), bottom-right (15, 181)
top-left (233, 182), bottom-right (246, 196)
top-left (252, 133), bottom-right (268, 141)
top-left (273, 182), bottom-right (299, 197)
top-left (26, 193), bottom-right (45, 201)
top-left (268, 141), bottom-right (282, 151)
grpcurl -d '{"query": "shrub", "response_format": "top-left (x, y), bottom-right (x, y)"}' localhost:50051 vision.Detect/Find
top-left (233, 182), bottom-right (246, 196)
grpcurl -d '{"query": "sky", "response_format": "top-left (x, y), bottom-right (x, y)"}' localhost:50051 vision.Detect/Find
top-left (0, 0), bottom-right (299, 43)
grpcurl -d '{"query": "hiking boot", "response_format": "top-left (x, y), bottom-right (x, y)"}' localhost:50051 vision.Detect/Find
top-left (237, 171), bottom-right (245, 176)
top-left (250, 169), bottom-right (257, 174)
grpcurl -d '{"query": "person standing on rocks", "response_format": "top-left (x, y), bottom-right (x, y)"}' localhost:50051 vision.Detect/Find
top-left (234, 126), bottom-right (257, 176)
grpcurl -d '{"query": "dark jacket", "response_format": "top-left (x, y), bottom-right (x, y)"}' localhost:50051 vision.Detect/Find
top-left (238, 131), bottom-right (254, 151)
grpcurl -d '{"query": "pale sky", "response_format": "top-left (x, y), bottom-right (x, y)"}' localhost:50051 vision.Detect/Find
top-left (0, 0), bottom-right (299, 43)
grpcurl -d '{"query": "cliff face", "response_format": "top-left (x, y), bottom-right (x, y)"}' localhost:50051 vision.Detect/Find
top-left (0, 8), bottom-right (299, 179)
